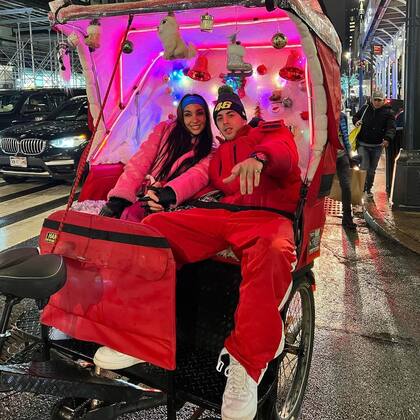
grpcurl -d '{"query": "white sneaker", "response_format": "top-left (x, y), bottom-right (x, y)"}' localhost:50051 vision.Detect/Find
top-left (93, 346), bottom-right (145, 370)
top-left (49, 327), bottom-right (71, 340)
top-left (221, 356), bottom-right (258, 420)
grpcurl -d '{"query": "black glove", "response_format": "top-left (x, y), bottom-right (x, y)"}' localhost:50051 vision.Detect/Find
top-left (99, 197), bottom-right (132, 218)
top-left (138, 186), bottom-right (176, 210)
top-left (155, 186), bottom-right (176, 209)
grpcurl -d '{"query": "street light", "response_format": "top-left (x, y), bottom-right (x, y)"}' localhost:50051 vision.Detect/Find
top-left (345, 51), bottom-right (351, 104)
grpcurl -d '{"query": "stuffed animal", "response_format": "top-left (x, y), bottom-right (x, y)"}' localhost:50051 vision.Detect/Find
top-left (85, 20), bottom-right (101, 51)
top-left (158, 13), bottom-right (196, 60)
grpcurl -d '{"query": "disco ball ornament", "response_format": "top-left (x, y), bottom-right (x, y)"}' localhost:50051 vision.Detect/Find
top-left (122, 40), bottom-right (133, 54)
top-left (271, 32), bottom-right (288, 49)
top-left (256, 64), bottom-right (268, 75)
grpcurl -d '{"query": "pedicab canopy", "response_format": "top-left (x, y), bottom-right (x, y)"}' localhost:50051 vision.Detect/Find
top-left (50, 0), bottom-right (341, 183)
top-left (40, 0), bottom-right (342, 371)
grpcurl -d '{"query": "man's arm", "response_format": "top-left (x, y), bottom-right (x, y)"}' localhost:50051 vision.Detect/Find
top-left (352, 105), bottom-right (365, 125)
top-left (383, 110), bottom-right (396, 143)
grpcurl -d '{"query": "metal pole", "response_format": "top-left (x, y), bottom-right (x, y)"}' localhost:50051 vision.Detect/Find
top-left (403, 0), bottom-right (420, 150)
top-left (28, 11), bottom-right (36, 86)
top-left (391, 0), bottom-right (420, 210)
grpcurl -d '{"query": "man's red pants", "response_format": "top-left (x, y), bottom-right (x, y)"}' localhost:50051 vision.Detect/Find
top-left (143, 208), bottom-right (296, 382)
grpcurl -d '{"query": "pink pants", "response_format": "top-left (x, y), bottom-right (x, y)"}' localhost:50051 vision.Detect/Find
top-left (143, 208), bottom-right (296, 382)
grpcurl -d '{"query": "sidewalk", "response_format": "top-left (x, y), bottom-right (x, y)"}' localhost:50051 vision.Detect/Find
top-left (362, 156), bottom-right (420, 255)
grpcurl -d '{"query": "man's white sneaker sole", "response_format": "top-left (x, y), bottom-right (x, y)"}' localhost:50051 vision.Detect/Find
top-left (93, 347), bottom-right (144, 370)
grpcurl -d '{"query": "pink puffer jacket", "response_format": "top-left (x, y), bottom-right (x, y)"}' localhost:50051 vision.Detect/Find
top-left (108, 120), bottom-right (212, 206)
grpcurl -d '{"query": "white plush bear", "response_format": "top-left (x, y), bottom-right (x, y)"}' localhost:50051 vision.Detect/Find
top-left (157, 13), bottom-right (196, 60)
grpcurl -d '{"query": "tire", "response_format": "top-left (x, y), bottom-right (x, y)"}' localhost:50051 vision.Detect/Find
top-left (2, 175), bottom-right (26, 183)
top-left (274, 274), bottom-right (315, 420)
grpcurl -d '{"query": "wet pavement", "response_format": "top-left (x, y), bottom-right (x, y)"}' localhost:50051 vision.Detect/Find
top-left (0, 213), bottom-right (419, 419)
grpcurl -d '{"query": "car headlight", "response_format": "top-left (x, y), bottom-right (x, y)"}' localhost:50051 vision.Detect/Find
top-left (50, 135), bottom-right (87, 148)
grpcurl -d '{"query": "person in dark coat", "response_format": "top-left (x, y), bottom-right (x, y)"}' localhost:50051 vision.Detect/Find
top-left (352, 90), bottom-right (396, 196)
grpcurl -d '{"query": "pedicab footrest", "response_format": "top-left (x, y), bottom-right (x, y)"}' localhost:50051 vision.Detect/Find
top-left (0, 360), bottom-right (144, 403)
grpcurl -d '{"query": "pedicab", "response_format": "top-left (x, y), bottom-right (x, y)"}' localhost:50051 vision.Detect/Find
top-left (0, 1), bottom-right (342, 418)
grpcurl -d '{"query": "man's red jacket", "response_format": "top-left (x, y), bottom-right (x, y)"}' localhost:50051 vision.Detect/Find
top-left (206, 121), bottom-right (302, 215)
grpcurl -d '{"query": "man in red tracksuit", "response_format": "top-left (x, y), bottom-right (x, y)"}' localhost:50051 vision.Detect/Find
top-left (94, 86), bottom-right (302, 420)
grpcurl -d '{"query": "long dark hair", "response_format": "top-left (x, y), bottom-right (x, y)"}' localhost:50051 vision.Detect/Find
top-left (150, 94), bottom-right (213, 182)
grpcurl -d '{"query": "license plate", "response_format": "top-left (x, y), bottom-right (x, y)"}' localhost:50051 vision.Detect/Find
top-left (10, 156), bottom-right (27, 168)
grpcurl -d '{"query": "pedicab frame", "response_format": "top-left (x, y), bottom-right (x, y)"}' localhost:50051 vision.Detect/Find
top-left (0, 1), bottom-right (342, 419)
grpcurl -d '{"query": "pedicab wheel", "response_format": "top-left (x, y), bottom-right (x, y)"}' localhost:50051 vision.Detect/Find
top-left (51, 398), bottom-right (91, 420)
top-left (275, 274), bottom-right (315, 420)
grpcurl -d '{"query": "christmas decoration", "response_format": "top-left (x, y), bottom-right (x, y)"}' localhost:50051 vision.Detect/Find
top-left (158, 12), bottom-right (196, 60)
top-left (300, 111), bottom-right (309, 120)
top-left (187, 55), bottom-right (211, 81)
top-left (256, 64), bottom-right (268, 75)
top-left (282, 97), bottom-right (293, 108)
top-left (226, 33), bottom-right (253, 77)
top-left (85, 19), bottom-right (101, 51)
top-left (298, 80), bottom-right (306, 92)
top-left (271, 32), bottom-right (288, 49)
top-left (200, 13), bottom-right (214, 32)
top-left (57, 42), bottom-right (71, 82)
top-left (249, 102), bottom-right (263, 127)
top-left (122, 40), bottom-right (134, 54)
top-left (219, 72), bottom-right (247, 98)
top-left (269, 89), bottom-right (282, 102)
top-left (279, 50), bottom-right (305, 81)
top-left (67, 32), bottom-right (79, 49)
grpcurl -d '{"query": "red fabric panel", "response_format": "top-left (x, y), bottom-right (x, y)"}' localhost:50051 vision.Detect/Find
top-left (79, 163), bottom-right (124, 201)
top-left (315, 37), bottom-right (342, 150)
top-left (39, 210), bottom-right (176, 370)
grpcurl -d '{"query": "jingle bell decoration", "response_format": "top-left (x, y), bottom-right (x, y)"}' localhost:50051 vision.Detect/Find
top-left (279, 50), bottom-right (305, 81)
top-left (200, 12), bottom-right (214, 32)
top-left (187, 55), bottom-right (211, 81)
top-left (122, 40), bottom-right (133, 54)
top-left (256, 64), bottom-right (268, 75)
top-left (271, 32), bottom-right (288, 49)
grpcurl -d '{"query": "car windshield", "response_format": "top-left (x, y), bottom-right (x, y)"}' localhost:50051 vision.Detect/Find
top-left (52, 98), bottom-right (88, 121)
top-left (0, 93), bottom-right (20, 113)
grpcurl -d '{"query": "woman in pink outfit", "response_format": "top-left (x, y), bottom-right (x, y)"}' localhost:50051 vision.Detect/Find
top-left (100, 94), bottom-right (214, 220)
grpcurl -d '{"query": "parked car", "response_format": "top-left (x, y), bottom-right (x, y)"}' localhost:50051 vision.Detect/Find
top-left (0, 95), bottom-right (90, 183)
top-left (0, 88), bottom-right (85, 131)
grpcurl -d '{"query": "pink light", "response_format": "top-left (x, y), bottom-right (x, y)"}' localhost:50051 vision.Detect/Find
top-left (197, 44), bottom-right (302, 51)
top-left (128, 17), bottom-right (290, 34)
top-left (305, 61), bottom-right (314, 147)
top-left (91, 52), bottom-right (163, 162)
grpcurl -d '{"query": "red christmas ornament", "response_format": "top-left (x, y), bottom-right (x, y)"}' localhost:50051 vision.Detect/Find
top-left (279, 50), bottom-right (305, 81)
top-left (187, 55), bottom-right (211, 81)
top-left (256, 64), bottom-right (268, 75)
top-left (300, 111), bottom-right (309, 121)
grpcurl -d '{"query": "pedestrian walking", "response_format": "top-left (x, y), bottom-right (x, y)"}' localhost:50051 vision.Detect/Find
top-left (352, 90), bottom-right (396, 197)
top-left (337, 112), bottom-right (356, 229)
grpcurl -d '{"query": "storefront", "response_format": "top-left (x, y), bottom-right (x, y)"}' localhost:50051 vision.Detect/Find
top-left (359, 0), bottom-right (407, 101)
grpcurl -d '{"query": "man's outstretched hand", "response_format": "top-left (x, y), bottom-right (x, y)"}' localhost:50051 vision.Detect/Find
top-left (223, 158), bottom-right (263, 195)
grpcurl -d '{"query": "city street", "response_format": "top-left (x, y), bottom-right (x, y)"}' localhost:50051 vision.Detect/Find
top-left (0, 180), bottom-right (418, 419)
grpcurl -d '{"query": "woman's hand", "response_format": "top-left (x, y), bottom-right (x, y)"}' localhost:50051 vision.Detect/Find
top-left (223, 158), bottom-right (263, 195)
top-left (145, 189), bottom-right (164, 212)
top-left (355, 120), bottom-right (362, 128)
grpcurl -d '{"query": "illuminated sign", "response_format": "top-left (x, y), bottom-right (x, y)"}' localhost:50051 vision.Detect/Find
top-left (372, 45), bottom-right (383, 55)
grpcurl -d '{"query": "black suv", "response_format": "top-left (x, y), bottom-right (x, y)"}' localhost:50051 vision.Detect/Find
top-left (0, 96), bottom-right (90, 183)
top-left (0, 88), bottom-right (85, 131)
